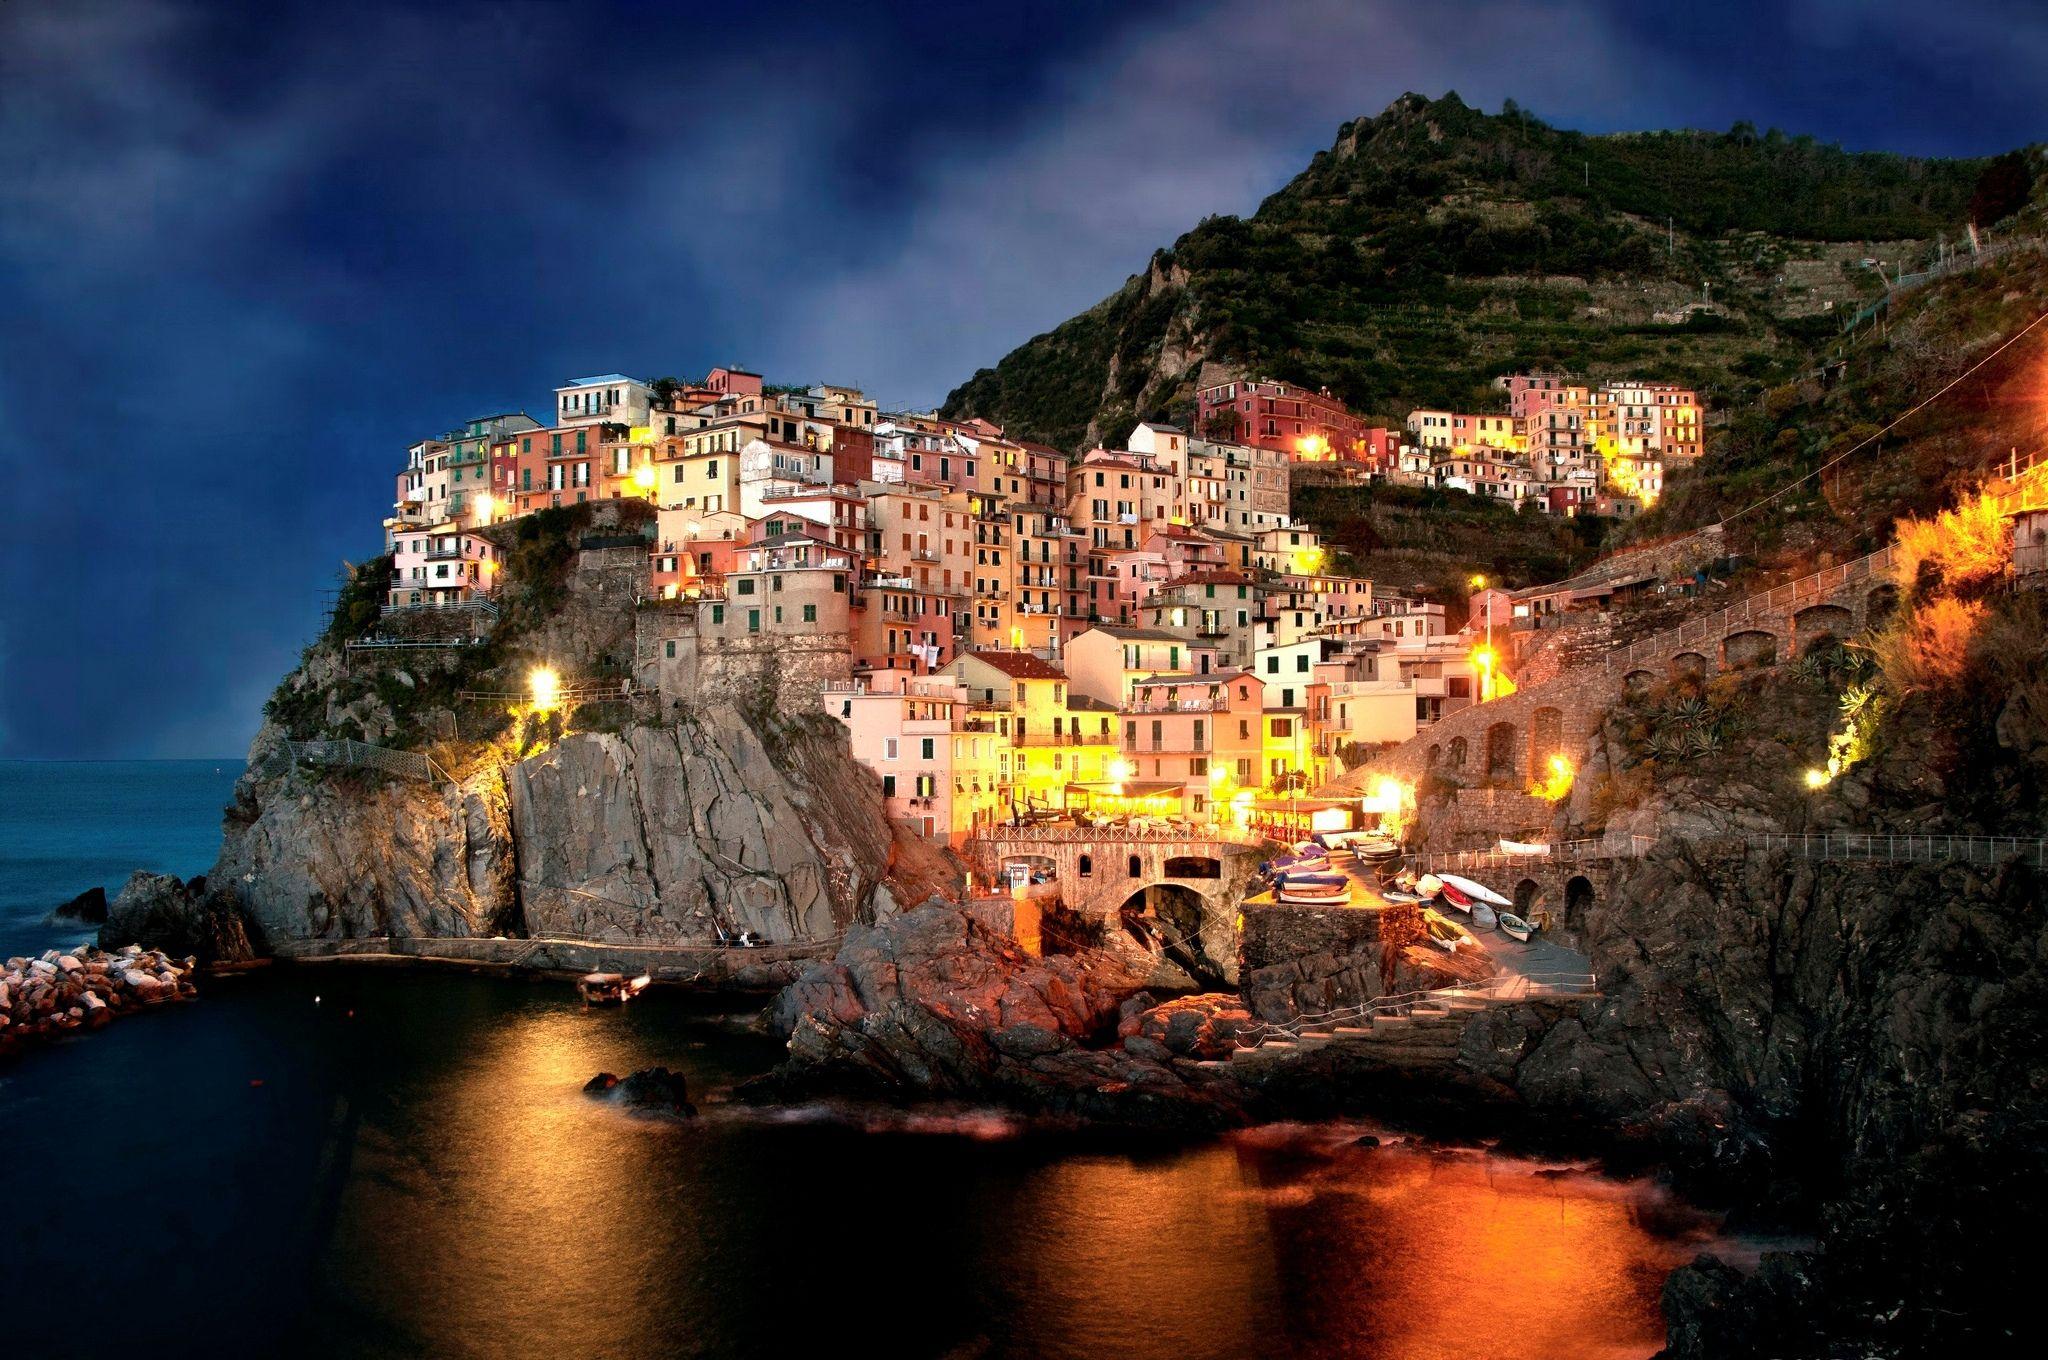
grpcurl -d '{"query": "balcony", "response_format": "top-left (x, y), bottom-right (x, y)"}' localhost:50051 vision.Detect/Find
top-left (1011, 730), bottom-right (1110, 747)
top-left (910, 549), bottom-right (941, 564)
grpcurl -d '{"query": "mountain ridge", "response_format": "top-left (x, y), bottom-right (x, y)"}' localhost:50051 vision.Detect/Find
top-left (940, 92), bottom-right (2001, 453)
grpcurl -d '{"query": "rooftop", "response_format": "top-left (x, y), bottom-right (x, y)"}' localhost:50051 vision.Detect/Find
top-left (958, 650), bottom-right (1067, 680)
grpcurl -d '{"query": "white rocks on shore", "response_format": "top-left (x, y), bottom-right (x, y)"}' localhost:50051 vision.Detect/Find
top-left (0, 944), bottom-right (195, 1053)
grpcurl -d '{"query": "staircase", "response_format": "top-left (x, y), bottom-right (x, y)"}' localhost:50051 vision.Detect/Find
top-left (1216, 971), bottom-right (1597, 1066)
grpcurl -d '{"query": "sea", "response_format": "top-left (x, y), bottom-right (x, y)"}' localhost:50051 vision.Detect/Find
top-left (0, 761), bottom-right (1718, 1359)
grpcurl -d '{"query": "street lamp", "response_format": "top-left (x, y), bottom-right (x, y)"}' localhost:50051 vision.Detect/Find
top-left (1470, 573), bottom-right (1494, 668)
top-left (528, 666), bottom-right (561, 713)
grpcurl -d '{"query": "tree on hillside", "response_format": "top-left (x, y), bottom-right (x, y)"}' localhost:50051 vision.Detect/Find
top-left (1969, 152), bottom-right (2034, 226)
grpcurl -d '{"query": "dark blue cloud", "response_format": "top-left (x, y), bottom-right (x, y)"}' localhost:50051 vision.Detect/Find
top-left (1, 0), bottom-right (2040, 758)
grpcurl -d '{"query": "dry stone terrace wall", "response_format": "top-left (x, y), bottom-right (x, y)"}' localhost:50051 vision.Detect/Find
top-left (1353, 545), bottom-right (1898, 789)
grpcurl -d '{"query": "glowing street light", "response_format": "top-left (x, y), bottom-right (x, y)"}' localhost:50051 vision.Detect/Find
top-left (1804, 768), bottom-right (1830, 789)
top-left (474, 492), bottom-right (496, 524)
top-left (633, 463), bottom-right (657, 496)
top-left (528, 666), bottom-right (561, 713)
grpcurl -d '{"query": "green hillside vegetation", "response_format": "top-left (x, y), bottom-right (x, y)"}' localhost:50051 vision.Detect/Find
top-left (1638, 222), bottom-right (2048, 567)
top-left (943, 93), bottom-right (1995, 452)
top-left (1294, 479), bottom-right (1603, 612)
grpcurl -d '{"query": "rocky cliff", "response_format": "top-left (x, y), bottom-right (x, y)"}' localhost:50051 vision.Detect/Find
top-left (194, 705), bottom-right (955, 956)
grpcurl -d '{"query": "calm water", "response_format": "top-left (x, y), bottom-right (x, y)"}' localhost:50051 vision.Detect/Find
top-left (1, 763), bottom-right (1712, 1359)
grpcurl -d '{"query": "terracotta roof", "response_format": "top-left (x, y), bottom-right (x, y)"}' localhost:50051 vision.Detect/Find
top-left (958, 649), bottom-right (1067, 680)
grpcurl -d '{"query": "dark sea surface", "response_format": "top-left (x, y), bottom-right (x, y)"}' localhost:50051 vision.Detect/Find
top-left (1, 762), bottom-right (1719, 1359)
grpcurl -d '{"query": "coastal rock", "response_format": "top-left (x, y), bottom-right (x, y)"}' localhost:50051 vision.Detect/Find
top-left (47, 886), bottom-right (107, 925)
top-left (215, 707), bottom-right (956, 950)
top-left (583, 1067), bottom-right (697, 1117)
top-left (1122, 993), bottom-right (1256, 1060)
top-left (750, 905), bottom-right (1250, 1128)
top-left (0, 944), bottom-right (196, 1054)
top-left (100, 872), bottom-right (258, 964)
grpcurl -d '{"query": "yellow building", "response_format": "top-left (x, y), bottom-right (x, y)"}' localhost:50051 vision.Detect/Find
top-left (941, 651), bottom-right (1119, 813)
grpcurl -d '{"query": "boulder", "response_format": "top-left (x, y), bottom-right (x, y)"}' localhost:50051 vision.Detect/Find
top-left (584, 1067), bottom-right (697, 1117)
top-left (47, 887), bottom-right (108, 925)
top-left (100, 873), bottom-right (258, 965)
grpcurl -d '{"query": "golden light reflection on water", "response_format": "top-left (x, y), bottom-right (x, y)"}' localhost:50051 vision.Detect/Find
top-left (306, 981), bottom-right (1714, 1360)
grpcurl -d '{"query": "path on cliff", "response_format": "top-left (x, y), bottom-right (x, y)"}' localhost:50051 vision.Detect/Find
top-left (1334, 854), bottom-right (1593, 981)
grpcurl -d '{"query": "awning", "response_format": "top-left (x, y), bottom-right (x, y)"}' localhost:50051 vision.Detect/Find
top-left (1065, 780), bottom-right (1185, 797)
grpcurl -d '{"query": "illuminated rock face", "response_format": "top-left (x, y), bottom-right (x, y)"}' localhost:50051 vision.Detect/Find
top-left (211, 704), bottom-right (958, 949)
top-left (753, 904), bottom-right (1253, 1129)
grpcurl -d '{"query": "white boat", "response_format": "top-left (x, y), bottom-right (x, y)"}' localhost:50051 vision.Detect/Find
top-left (1413, 874), bottom-right (1444, 899)
top-left (1439, 872), bottom-right (1512, 909)
top-left (1471, 903), bottom-right (1497, 931)
top-left (1497, 912), bottom-right (1534, 942)
top-left (1380, 889), bottom-right (1425, 904)
top-left (1498, 839), bottom-right (1550, 856)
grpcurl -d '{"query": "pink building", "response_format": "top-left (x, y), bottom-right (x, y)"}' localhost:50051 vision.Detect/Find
top-left (387, 523), bottom-right (501, 607)
top-left (824, 673), bottom-right (1003, 845)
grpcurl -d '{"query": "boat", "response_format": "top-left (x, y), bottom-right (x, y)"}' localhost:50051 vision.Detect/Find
top-left (1413, 873), bottom-right (1443, 898)
top-left (1380, 889), bottom-right (1425, 905)
top-left (1497, 911), bottom-right (1535, 942)
top-left (1275, 872), bottom-right (1352, 906)
top-left (1438, 881), bottom-right (1474, 914)
top-left (1439, 873), bottom-right (1512, 909)
top-left (1423, 910), bottom-right (1474, 952)
top-left (1347, 837), bottom-right (1404, 882)
top-left (577, 972), bottom-right (652, 1005)
top-left (1263, 846), bottom-right (1330, 876)
top-left (1471, 903), bottom-right (1498, 931)
top-left (1498, 839), bottom-right (1550, 856)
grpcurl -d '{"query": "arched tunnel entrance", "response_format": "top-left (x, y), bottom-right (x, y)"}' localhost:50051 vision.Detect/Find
top-left (1119, 883), bottom-right (1229, 988)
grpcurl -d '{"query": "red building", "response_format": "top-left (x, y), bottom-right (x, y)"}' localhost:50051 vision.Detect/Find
top-left (1196, 378), bottom-right (1371, 459)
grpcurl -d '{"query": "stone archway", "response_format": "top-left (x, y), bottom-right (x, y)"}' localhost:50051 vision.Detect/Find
top-left (1793, 603), bottom-right (1853, 655)
top-left (1867, 581), bottom-right (1899, 628)
top-left (1119, 882), bottom-right (1226, 987)
top-left (1722, 629), bottom-right (1777, 670)
top-left (1483, 722), bottom-right (1519, 779)
top-left (1426, 743), bottom-right (1442, 768)
top-left (1672, 651), bottom-right (1708, 679)
top-left (1513, 877), bottom-right (1550, 929)
top-left (1447, 735), bottom-right (1467, 770)
top-left (1565, 874), bottom-right (1596, 926)
top-left (1624, 669), bottom-right (1656, 693)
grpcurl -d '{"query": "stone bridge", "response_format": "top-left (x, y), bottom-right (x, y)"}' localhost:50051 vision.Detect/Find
top-left (1347, 544), bottom-right (1899, 789)
top-left (964, 825), bottom-right (1268, 983)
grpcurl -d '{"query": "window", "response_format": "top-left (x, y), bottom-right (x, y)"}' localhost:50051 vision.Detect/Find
top-left (710, 604), bottom-right (724, 625)
top-left (747, 609), bottom-right (760, 633)
top-left (803, 604), bottom-right (817, 623)
top-left (664, 641), bottom-right (676, 659)
top-left (881, 775), bottom-right (896, 798)
top-left (1295, 654), bottom-right (1309, 672)
top-left (921, 738), bottom-right (935, 760)
top-left (1077, 854), bottom-right (1092, 877)
top-left (884, 738), bottom-right (899, 760)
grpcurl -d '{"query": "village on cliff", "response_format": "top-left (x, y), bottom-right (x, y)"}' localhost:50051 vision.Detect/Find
top-left (380, 368), bottom-right (1705, 846)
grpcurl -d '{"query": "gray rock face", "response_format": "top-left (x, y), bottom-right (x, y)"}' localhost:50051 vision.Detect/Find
top-left (213, 741), bottom-right (516, 942)
top-left (1475, 844), bottom-right (2048, 1355)
top-left (101, 872), bottom-right (257, 963)
top-left (508, 718), bottom-right (894, 944)
top-left (210, 707), bottom-right (952, 949)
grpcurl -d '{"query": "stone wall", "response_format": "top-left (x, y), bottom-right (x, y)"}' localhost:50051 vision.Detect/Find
top-left (1417, 787), bottom-right (1559, 851)
top-left (1239, 901), bottom-right (1384, 973)
top-left (634, 600), bottom-right (851, 719)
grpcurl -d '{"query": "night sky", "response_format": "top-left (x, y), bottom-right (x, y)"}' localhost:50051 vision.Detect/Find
top-left (3, 0), bottom-right (2044, 759)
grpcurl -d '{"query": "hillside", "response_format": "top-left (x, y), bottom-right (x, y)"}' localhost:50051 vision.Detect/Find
top-left (941, 92), bottom-right (1996, 451)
